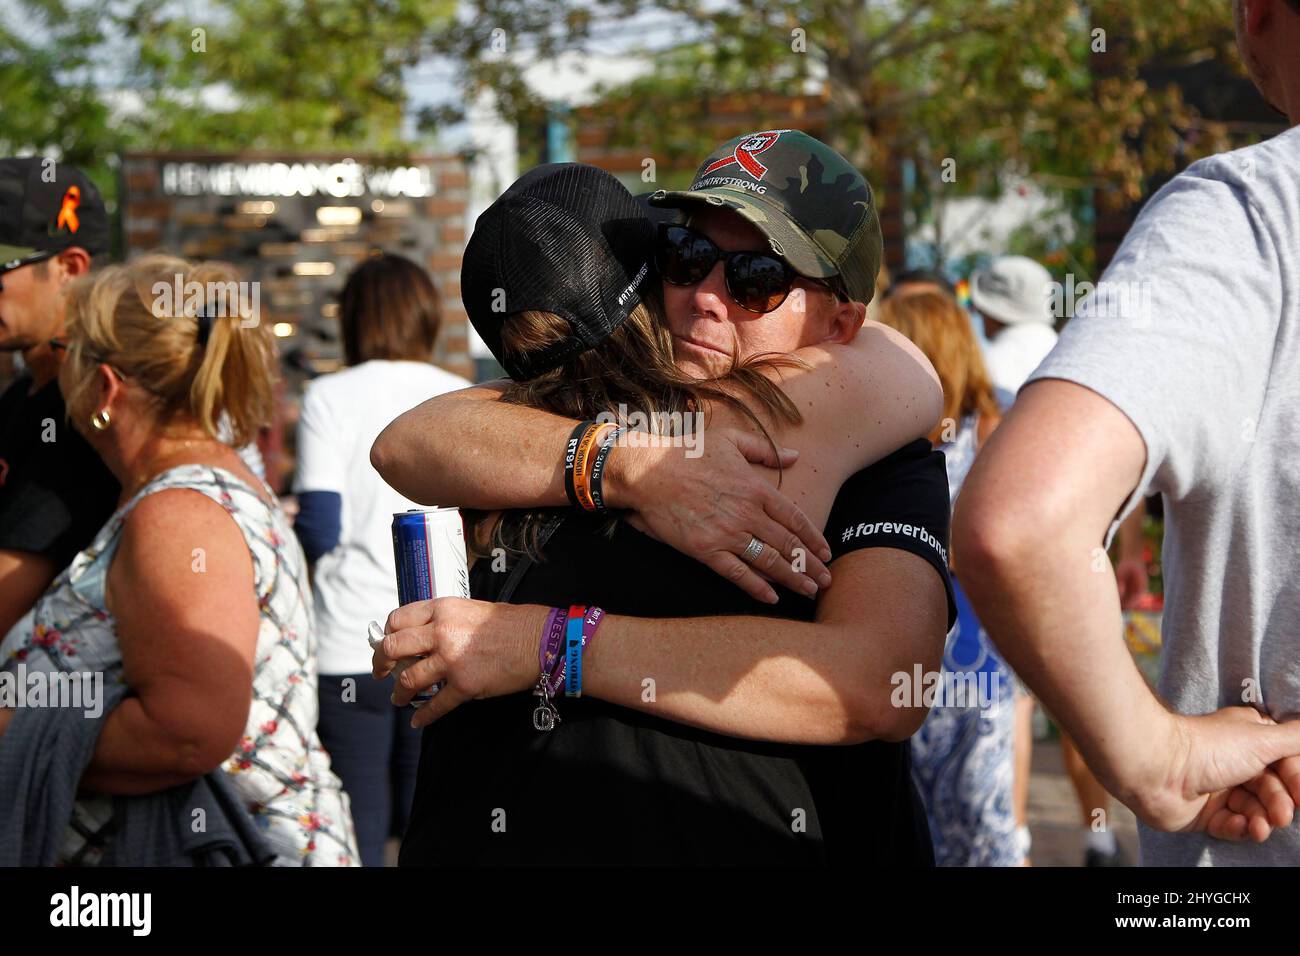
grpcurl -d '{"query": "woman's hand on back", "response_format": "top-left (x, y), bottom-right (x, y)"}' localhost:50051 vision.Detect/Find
top-left (605, 427), bottom-right (832, 604)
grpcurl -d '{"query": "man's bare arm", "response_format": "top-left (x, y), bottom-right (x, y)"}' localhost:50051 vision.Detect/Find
top-left (953, 380), bottom-right (1162, 785)
top-left (953, 378), bottom-right (1300, 836)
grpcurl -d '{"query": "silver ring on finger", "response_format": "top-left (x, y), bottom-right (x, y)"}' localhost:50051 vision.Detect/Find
top-left (741, 535), bottom-right (766, 563)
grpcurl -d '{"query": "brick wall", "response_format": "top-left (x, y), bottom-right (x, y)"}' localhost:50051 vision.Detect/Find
top-left (117, 152), bottom-right (472, 490)
top-left (120, 152), bottom-right (474, 386)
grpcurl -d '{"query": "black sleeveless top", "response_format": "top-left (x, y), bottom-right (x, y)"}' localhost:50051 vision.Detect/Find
top-left (400, 439), bottom-right (957, 866)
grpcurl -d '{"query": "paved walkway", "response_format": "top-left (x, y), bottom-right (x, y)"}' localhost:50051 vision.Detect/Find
top-left (1027, 734), bottom-right (1140, 866)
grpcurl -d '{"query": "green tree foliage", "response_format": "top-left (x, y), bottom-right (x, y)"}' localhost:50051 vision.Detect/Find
top-left (1, 0), bottom-right (1269, 274)
top-left (0, 0), bottom-right (120, 181)
top-left (120, 0), bottom-right (455, 152)
top-left (435, 0), bottom-right (1256, 271)
top-left (1, 0), bottom-right (456, 167)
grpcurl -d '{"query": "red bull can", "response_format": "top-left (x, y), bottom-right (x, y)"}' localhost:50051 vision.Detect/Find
top-left (391, 507), bottom-right (469, 703)
top-left (392, 507), bottom-right (470, 605)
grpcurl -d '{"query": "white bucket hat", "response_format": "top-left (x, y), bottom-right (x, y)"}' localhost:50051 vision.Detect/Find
top-left (971, 255), bottom-right (1055, 326)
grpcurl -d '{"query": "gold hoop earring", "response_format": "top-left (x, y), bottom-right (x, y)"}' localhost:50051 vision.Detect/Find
top-left (90, 408), bottom-right (111, 431)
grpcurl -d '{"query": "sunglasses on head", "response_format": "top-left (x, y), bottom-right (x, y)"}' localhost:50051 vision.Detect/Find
top-left (654, 223), bottom-right (845, 315)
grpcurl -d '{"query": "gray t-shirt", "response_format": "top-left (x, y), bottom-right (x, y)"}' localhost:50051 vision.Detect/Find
top-left (1027, 124), bottom-right (1300, 866)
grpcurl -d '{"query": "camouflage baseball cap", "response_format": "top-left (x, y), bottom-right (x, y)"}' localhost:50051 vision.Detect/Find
top-left (648, 129), bottom-right (882, 305)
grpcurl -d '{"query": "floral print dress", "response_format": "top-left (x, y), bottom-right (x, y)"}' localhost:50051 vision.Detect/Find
top-left (0, 464), bottom-right (359, 866)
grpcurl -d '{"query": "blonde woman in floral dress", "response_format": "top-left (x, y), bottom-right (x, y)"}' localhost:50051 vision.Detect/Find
top-left (0, 255), bottom-right (357, 865)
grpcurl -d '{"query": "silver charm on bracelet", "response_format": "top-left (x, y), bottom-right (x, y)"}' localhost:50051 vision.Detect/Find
top-left (532, 674), bottom-right (560, 731)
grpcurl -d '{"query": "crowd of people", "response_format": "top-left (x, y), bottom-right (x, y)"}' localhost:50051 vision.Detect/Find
top-left (0, 0), bottom-right (1297, 869)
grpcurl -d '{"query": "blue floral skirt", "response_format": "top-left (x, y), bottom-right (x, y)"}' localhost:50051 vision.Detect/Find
top-left (910, 574), bottom-right (1023, 867)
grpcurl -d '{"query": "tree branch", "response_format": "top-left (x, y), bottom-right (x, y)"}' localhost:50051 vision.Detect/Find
top-left (860, 0), bottom-right (936, 56)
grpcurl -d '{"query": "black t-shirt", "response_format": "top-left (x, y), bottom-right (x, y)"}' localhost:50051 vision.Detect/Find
top-left (400, 438), bottom-right (957, 866)
top-left (0, 373), bottom-right (120, 570)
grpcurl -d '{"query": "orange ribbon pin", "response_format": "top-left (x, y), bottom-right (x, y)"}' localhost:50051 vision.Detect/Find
top-left (56, 186), bottom-right (81, 233)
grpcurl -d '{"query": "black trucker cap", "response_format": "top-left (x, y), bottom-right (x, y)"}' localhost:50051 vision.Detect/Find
top-left (0, 158), bottom-right (110, 271)
top-left (461, 163), bottom-right (655, 380)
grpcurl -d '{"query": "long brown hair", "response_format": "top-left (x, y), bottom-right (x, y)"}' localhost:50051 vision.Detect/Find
top-left (877, 290), bottom-right (1001, 445)
top-left (475, 288), bottom-right (804, 558)
top-left (339, 253), bottom-right (442, 366)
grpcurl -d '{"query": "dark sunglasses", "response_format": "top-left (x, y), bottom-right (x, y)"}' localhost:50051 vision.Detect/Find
top-left (655, 223), bottom-right (845, 315)
top-left (0, 250), bottom-right (57, 293)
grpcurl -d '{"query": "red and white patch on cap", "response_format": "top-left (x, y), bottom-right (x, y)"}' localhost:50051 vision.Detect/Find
top-left (701, 130), bottom-right (790, 181)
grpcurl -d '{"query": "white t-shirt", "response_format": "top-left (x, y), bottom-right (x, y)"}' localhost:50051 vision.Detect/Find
top-left (293, 360), bottom-right (470, 675)
top-left (983, 322), bottom-right (1059, 395)
top-left (1027, 124), bottom-right (1300, 866)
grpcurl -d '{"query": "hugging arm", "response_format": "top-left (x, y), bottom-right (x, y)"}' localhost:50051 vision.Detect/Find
top-left (716, 318), bottom-right (942, 530)
top-left (371, 380), bottom-right (828, 600)
top-left (370, 325), bottom-right (942, 601)
top-left (372, 380), bottom-right (571, 510)
top-left (577, 548), bottom-right (946, 743)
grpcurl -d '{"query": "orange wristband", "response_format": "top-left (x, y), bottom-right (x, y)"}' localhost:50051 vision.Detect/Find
top-left (573, 422), bottom-right (616, 511)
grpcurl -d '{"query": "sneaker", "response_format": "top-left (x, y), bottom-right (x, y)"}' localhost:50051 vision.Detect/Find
top-left (1085, 844), bottom-right (1130, 867)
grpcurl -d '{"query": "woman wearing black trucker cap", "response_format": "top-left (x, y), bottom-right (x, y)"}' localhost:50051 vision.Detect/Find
top-left (373, 160), bottom-right (958, 865)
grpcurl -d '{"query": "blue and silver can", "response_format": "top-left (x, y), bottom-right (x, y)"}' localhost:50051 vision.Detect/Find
top-left (390, 507), bottom-right (470, 703)
top-left (392, 507), bottom-right (470, 605)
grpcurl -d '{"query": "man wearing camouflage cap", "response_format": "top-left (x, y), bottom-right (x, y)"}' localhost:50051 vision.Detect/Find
top-left (375, 130), bottom-right (958, 864)
top-left (644, 129), bottom-right (883, 378)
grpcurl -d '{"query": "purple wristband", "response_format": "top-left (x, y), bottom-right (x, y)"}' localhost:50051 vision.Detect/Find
top-left (539, 607), bottom-right (567, 678)
top-left (582, 606), bottom-right (605, 645)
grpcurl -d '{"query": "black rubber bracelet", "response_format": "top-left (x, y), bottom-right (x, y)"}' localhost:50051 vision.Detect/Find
top-left (563, 420), bottom-right (595, 509)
